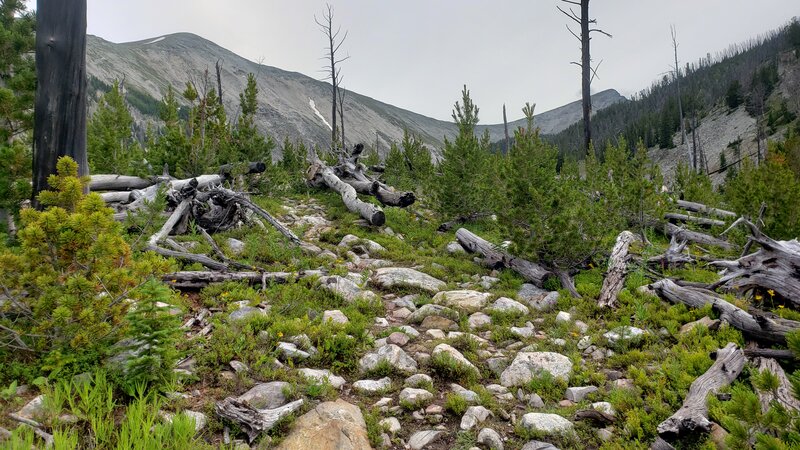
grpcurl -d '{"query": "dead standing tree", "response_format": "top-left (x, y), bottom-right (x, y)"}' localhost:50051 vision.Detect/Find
top-left (557, 0), bottom-right (611, 155)
top-left (316, 3), bottom-right (349, 153)
top-left (670, 25), bottom-right (693, 170)
top-left (32, 0), bottom-right (89, 205)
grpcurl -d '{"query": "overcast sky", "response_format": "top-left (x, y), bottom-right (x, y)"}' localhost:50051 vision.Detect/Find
top-left (79, 1), bottom-right (800, 123)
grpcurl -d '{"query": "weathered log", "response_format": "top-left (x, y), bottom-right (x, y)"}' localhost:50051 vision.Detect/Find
top-left (438, 213), bottom-right (493, 232)
top-left (598, 231), bottom-right (640, 308)
top-left (743, 347), bottom-right (795, 360)
top-left (90, 174), bottom-right (155, 191)
top-left (664, 222), bottom-right (735, 251)
top-left (709, 221), bottom-right (800, 309)
top-left (649, 279), bottom-right (800, 344)
top-left (206, 187), bottom-right (301, 245)
top-left (197, 226), bottom-right (258, 271)
top-left (343, 179), bottom-right (416, 207)
top-left (675, 200), bottom-right (737, 219)
top-left (751, 357), bottom-right (800, 413)
top-left (100, 191), bottom-right (133, 203)
top-left (647, 235), bottom-right (693, 269)
top-left (455, 228), bottom-right (556, 288)
top-left (665, 213), bottom-right (725, 228)
top-left (146, 200), bottom-right (228, 271)
top-left (163, 270), bottom-right (301, 289)
top-left (218, 161), bottom-right (267, 176)
top-left (657, 343), bottom-right (745, 440)
top-left (650, 437), bottom-right (676, 450)
top-left (574, 409), bottom-right (616, 426)
top-left (215, 398), bottom-right (303, 443)
top-left (312, 163), bottom-right (385, 226)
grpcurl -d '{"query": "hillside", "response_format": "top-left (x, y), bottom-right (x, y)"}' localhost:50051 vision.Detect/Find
top-left (86, 33), bottom-right (624, 157)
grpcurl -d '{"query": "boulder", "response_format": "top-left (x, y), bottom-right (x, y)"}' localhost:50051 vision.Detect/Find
top-left (500, 352), bottom-right (573, 387)
top-left (322, 310), bottom-right (350, 325)
top-left (408, 304), bottom-right (459, 324)
top-left (564, 386), bottom-right (598, 402)
top-left (319, 276), bottom-right (376, 302)
top-left (460, 405), bottom-right (492, 430)
top-left (433, 290), bottom-right (491, 313)
top-left (518, 284), bottom-right (559, 311)
top-left (237, 381), bottom-right (291, 409)
top-left (359, 344), bottom-right (418, 374)
top-left (520, 413), bottom-right (574, 435)
top-left (352, 377), bottom-right (392, 394)
top-left (274, 399), bottom-right (371, 450)
top-left (431, 343), bottom-right (481, 379)
top-left (408, 430), bottom-right (445, 450)
top-left (487, 297), bottom-right (529, 315)
top-left (399, 388), bottom-right (433, 407)
top-left (468, 312), bottom-right (492, 329)
top-left (298, 368), bottom-right (346, 389)
top-left (477, 428), bottom-right (504, 450)
top-left (371, 268), bottom-right (446, 294)
top-left (603, 326), bottom-right (646, 345)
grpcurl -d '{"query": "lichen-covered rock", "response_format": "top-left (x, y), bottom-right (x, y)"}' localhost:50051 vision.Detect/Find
top-left (433, 290), bottom-right (491, 313)
top-left (298, 368), bottom-right (346, 389)
top-left (520, 413), bottom-right (574, 435)
top-left (487, 297), bottom-right (529, 315)
top-left (359, 344), bottom-right (418, 374)
top-left (432, 343), bottom-right (481, 379)
top-left (274, 399), bottom-right (371, 450)
top-left (237, 382), bottom-right (291, 409)
top-left (500, 352), bottom-right (573, 387)
top-left (371, 268), bottom-right (446, 294)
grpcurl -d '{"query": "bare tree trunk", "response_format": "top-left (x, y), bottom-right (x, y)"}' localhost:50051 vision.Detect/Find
top-left (503, 103), bottom-right (510, 154)
top-left (671, 25), bottom-right (689, 166)
top-left (215, 59), bottom-right (223, 105)
top-left (598, 231), bottom-right (640, 308)
top-left (32, 0), bottom-right (88, 205)
top-left (657, 343), bottom-right (745, 440)
top-left (580, 0), bottom-right (592, 154)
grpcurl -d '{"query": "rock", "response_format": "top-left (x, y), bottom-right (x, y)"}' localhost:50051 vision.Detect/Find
top-left (380, 417), bottom-right (401, 435)
top-left (679, 316), bottom-right (720, 335)
top-left (612, 378), bottom-right (635, 390)
top-left (518, 284), bottom-right (559, 311)
top-left (596, 428), bottom-right (613, 441)
top-left (564, 386), bottom-right (598, 402)
top-left (319, 276), bottom-right (376, 302)
top-left (405, 374), bottom-right (433, 388)
top-left (399, 325), bottom-right (420, 338)
top-left (274, 399), bottom-right (371, 450)
top-left (521, 441), bottom-right (560, 450)
top-left (574, 320), bottom-right (589, 334)
top-left (161, 410), bottom-right (207, 432)
top-left (408, 430), bottom-right (445, 450)
top-left (322, 309), bottom-right (350, 325)
top-left (510, 325), bottom-right (535, 339)
top-left (520, 413), bottom-right (574, 435)
top-left (555, 311), bottom-right (571, 323)
top-left (226, 238), bottom-right (245, 256)
top-left (528, 393), bottom-right (545, 408)
top-left (392, 295), bottom-right (418, 311)
top-left (447, 242), bottom-right (466, 254)
top-left (400, 388), bottom-right (433, 407)
top-left (500, 352), bottom-right (573, 387)
top-left (353, 377), bottom-right (391, 394)
top-left (359, 344), bottom-right (418, 374)
top-left (460, 406), bottom-right (492, 430)
top-left (479, 276), bottom-right (500, 290)
top-left (15, 395), bottom-right (45, 420)
top-left (425, 329), bottom-right (447, 339)
top-left (577, 336), bottom-right (592, 350)
top-left (237, 381), bottom-right (290, 409)
top-left (468, 312), bottom-right (492, 329)
top-left (603, 326), bottom-right (646, 345)
top-left (229, 360), bottom-right (248, 373)
top-left (591, 402), bottom-right (615, 416)
top-left (408, 304), bottom-right (459, 323)
top-left (391, 307), bottom-right (412, 321)
top-left (550, 338), bottom-right (566, 347)
top-left (488, 297), bottom-right (529, 315)
top-left (339, 234), bottom-right (385, 253)
top-left (372, 268), bottom-right (446, 294)
top-left (433, 290), bottom-right (491, 313)
top-left (477, 428), bottom-right (504, 450)
top-left (277, 342), bottom-right (311, 360)
top-left (298, 368), bottom-right (346, 389)
top-left (387, 332), bottom-right (410, 346)
top-left (486, 357), bottom-right (509, 377)
top-left (431, 343), bottom-right (481, 378)
top-left (420, 315), bottom-right (458, 331)
top-left (227, 306), bottom-right (264, 322)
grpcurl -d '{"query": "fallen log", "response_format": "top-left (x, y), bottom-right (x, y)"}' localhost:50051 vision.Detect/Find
top-left (751, 357), bottom-right (800, 413)
top-left (438, 212), bottom-right (493, 232)
top-left (598, 231), bottom-right (640, 308)
top-left (89, 174), bottom-right (155, 191)
top-left (218, 161), bottom-right (267, 176)
top-left (675, 200), bottom-right (737, 219)
top-left (743, 347), bottom-right (795, 360)
top-left (665, 213), bottom-right (725, 228)
top-left (455, 228), bottom-right (556, 288)
top-left (205, 187), bottom-right (301, 245)
top-left (647, 236), bottom-right (693, 269)
top-left (343, 179), bottom-right (415, 207)
top-left (215, 398), bottom-right (303, 443)
top-left (162, 270), bottom-right (309, 289)
top-left (664, 223), bottom-right (735, 251)
top-left (657, 342), bottom-right (745, 440)
top-left (574, 409), bottom-right (616, 426)
top-left (309, 162), bottom-right (385, 226)
top-left (649, 279), bottom-right (800, 344)
top-left (100, 191), bottom-right (134, 203)
top-left (709, 219), bottom-right (800, 309)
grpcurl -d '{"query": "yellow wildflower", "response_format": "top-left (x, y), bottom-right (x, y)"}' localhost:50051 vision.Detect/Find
top-left (768, 289), bottom-right (775, 298)
top-left (170, 279), bottom-right (177, 283)
top-left (779, 305), bottom-right (785, 309)
top-left (755, 294), bottom-right (763, 301)
top-left (277, 331), bottom-right (284, 338)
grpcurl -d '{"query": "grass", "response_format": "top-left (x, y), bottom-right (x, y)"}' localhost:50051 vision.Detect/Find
top-left (428, 352), bottom-right (479, 385)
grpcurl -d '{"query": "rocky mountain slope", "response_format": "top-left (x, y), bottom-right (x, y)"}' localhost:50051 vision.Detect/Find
top-left (86, 33), bottom-right (625, 156)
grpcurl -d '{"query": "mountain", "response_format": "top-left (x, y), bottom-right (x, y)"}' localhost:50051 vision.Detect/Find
top-left (86, 32), bottom-right (625, 156)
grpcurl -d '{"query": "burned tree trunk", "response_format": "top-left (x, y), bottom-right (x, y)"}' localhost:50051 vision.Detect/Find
top-left (598, 231), bottom-right (640, 308)
top-left (32, 0), bottom-right (89, 205)
top-left (455, 228), bottom-right (556, 288)
top-left (657, 343), bottom-right (745, 440)
top-left (649, 279), bottom-right (800, 344)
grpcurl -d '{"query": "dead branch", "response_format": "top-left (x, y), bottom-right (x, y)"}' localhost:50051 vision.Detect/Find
top-left (598, 230), bottom-right (640, 308)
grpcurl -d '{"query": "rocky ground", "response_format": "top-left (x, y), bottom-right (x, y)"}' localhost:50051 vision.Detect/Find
top-left (4, 191), bottom-right (736, 450)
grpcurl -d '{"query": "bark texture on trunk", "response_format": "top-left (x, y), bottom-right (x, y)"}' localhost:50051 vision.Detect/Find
top-left (598, 231), bottom-right (640, 308)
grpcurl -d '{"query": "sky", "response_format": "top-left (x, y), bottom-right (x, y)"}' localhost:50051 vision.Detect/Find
top-left (76, 1), bottom-right (800, 123)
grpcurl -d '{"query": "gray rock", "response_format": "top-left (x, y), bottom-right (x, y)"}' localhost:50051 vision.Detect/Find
top-left (520, 413), bottom-right (574, 435)
top-left (408, 430), bottom-right (445, 450)
top-left (387, 331), bottom-right (410, 346)
top-left (574, 320), bottom-right (589, 334)
top-left (420, 315), bottom-right (457, 331)
top-left (277, 342), bottom-right (310, 360)
top-left (353, 377), bottom-right (392, 394)
top-left (404, 373), bottom-right (433, 388)
top-left (500, 352), bottom-right (573, 387)
top-left (227, 306), bottom-right (264, 322)
top-left (447, 242), bottom-right (466, 254)
top-left (273, 399), bottom-right (369, 450)
top-left (380, 417), bottom-right (401, 435)
top-left (400, 388), bottom-right (433, 407)
top-left (298, 368), bottom-right (346, 389)
top-left (591, 401), bottom-right (615, 415)
top-left (433, 290), bottom-right (491, 313)
top-left (564, 386), bottom-right (598, 402)
top-left (468, 312), bottom-right (493, 329)
top-left (359, 344), bottom-right (418, 374)
top-left (488, 297), bottom-right (529, 315)
top-left (577, 336), bottom-right (592, 350)
top-left (604, 326), bottom-right (647, 345)
top-left (237, 381), bottom-right (291, 409)
top-left (399, 325), bottom-right (421, 338)
top-left (161, 410), bottom-right (207, 433)
top-left (371, 268), bottom-right (446, 294)
top-left (431, 343), bottom-right (481, 378)
top-left (486, 357), bottom-right (509, 377)
top-left (318, 275), bottom-right (376, 302)
top-left (521, 441), bottom-right (560, 450)
top-left (15, 395), bottom-right (45, 420)
top-left (408, 304), bottom-right (459, 324)
top-left (555, 311), bottom-right (572, 323)
top-left (460, 405), bottom-right (492, 430)
top-left (528, 393), bottom-right (545, 408)
top-left (225, 238), bottom-right (245, 256)
top-left (229, 360), bottom-right (248, 373)
top-left (321, 309), bottom-right (349, 325)
top-left (477, 428), bottom-right (504, 450)
top-left (510, 325), bottom-right (535, 338)
top-left (518, 284), bottom-right (560, 311)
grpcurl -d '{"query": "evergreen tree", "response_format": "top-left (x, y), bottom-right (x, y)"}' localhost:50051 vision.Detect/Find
top-left (231, 73), bottom-right (275, 163)
top-left (147, 86), bottom-right (188, 175)
top-left (384, 130), bottom-right (433, 192)
top-left (726, 80), bottom-right (744, 109)
top-left (434, 86), bottom-right (496, 218)
top-left (88, 80), bottom-right (144, 174)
